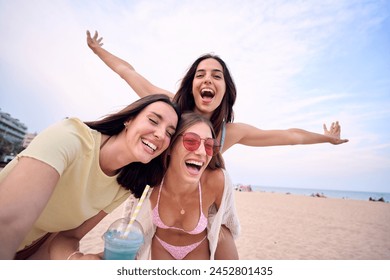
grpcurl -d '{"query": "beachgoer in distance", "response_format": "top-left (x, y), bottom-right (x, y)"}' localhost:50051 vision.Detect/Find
top-left (131, 112), bottom-right (239, 259)
top-left (0, 94), bottom-right (180, 260)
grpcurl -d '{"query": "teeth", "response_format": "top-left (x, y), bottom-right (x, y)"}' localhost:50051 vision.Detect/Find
top-left (201, 88), bottom-right (214, 94)
top-left (186, 160), bottom-right (203, 167)
top-left (142, 139), bottom-right (157, 151)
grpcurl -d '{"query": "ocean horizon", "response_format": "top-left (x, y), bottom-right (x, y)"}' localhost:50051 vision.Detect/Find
top-left (236, 184), bottom-right (390, 203)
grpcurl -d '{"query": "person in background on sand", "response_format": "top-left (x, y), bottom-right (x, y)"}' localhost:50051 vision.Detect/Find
top-left (86, 30), bottom-right (349, 259)
top-left (0, 94), bottom-right (180, 260)
top-left (131, 112), bottom-right (239, 259)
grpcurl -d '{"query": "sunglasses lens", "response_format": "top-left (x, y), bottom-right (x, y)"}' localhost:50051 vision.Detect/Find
top-left (204, 139), bottom-right (217, 156)
top-left (183, 133), bottom-right (201, 151)
top-left (182, 133), bottom-right (219, 156)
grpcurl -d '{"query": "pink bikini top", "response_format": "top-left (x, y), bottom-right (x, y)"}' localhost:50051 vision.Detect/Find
top-left (152, 179), bottom-right (207, 235)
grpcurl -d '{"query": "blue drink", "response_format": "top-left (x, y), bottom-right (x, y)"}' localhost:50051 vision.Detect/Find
top-left (103, 219), bottom-right (144, 260)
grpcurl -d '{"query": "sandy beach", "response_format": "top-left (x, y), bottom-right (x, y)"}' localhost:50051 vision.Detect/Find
top-left (80, 191), bottom-right (390, 260)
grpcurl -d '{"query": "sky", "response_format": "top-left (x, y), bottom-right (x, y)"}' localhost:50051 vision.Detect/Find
top-left (0, 0), bottom-right (389, 193)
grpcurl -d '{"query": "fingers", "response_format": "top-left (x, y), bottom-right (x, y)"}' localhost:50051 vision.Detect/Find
top-left (333, 121), bottom-right (340, 134)
top-left (88, 31), bottom-right (103, 46)
top-left (326, 121), bottom-right (340, 133)
top-left (86, 30), bottom-right (103, 47)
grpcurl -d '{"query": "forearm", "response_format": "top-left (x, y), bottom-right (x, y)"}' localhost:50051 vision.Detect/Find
top-left (49, 211), bottom-right (106, 260)
top-left (289, 128), bottom-right (333, 145)
top-left (0, 159), bottom-right (59, 259)
top-left (230, 122), bottom-right (347, 148)
top-left (48, 232), bottom-right (81, 260)
top-left (92, 46), bottom-right (134, 77)
top-left (0, 200), bottom-right (25, 259)
top-left (91, 46), bottom-right (172, 98)
top-left (0, 228), bottom-right (20, 259)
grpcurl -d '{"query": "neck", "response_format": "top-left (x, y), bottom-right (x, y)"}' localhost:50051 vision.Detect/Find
top-left (163, 169), bottom-right (199, 195)
top-left (194, 107), bottom-right (213, 120)
top-left (99, 134), bottom-right (135, 176)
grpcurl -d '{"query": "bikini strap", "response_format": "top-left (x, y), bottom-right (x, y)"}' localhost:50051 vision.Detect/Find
top-left (198, 181), bottom-right (203, 210)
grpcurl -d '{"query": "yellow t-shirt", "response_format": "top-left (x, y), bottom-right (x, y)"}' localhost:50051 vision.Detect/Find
top-left (0, 118), bottom-right (129, 250)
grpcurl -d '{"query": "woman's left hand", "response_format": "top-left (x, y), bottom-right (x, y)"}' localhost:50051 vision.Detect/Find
top-left (323, 121), bottom-right (349, 145)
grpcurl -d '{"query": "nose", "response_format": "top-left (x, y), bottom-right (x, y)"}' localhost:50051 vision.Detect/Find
top-left (194, 140), bottom-right (207, 156)
top-left (153, 126), bottom-right (165, 141)
top-left (203, 74), bottom-right (212, 84)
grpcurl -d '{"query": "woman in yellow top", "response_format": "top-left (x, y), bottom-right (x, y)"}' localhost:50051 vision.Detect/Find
top-left (0, 94), bottom-right (180, 260)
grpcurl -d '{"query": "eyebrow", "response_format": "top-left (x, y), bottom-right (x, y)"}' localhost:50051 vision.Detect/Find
top-left (151, 112), bottom-right (177, 131)
top-left (196, 69), bottom-right (223, 74)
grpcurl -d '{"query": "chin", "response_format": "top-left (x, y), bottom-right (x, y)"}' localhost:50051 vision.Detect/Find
top-left (139, 155), bottom-right (153, 164)
top-left (185, 173), bottom-right (202, 182)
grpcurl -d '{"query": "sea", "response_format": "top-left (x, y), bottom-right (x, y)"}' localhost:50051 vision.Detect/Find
top-left (241, 185), bottom-right (390, 202)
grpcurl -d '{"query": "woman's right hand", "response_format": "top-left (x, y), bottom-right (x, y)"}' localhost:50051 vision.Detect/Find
top-left (86, 30), bottom-right (103, 51)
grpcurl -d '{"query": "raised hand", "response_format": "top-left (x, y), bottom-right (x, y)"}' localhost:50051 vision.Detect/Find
top-left (86, 30), bottom-right (103, 51)
top-left (323, 121), bottom-right (349, 145)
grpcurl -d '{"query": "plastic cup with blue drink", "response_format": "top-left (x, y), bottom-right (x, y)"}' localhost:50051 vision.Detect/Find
top-left (103, 217), bottom-right (144, 260)
top-left (103, 184), bottom-right (149, 260)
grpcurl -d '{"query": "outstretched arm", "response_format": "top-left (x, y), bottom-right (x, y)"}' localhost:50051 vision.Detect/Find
top-left (0, 157), bottom-right (60, 259)
top-left (86, 30), bottom-right (174, 99)
top-left (223, 121), bottom-right (349, 153)
top-left (48, 211), bottom-right (107, 260)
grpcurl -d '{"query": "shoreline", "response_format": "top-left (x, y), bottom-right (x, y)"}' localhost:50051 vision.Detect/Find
top-left (236, 184), bottom-right (390, 203)
top-left (242, 189), bottom-right (390, 203)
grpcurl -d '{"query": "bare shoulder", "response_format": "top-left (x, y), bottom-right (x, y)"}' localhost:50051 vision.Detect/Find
top-left (223, 122), bottom-right (249, 152)
top-left (225, 122), bottom-right (259, 134)
top-left (202, 168), bottom-right (224, 184)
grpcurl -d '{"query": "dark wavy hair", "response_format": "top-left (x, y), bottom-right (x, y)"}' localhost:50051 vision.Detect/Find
top-left (85, 94), bottom-right (181, 198)
top-left (173, 53), bottom-right (237, 138)
top-left (162, 111), bottom-right (225, 171)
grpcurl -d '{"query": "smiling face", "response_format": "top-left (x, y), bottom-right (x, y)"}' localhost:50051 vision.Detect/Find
top-left (124, 101), bottom-right (178, 164)
top-left (168, 122), bottom-right (214, 184)
top-left (192, 58), bottom-right (226, 118)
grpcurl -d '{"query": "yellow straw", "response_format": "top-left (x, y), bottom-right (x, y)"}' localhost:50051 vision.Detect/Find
top-left (122, 184), bottom-right (150, 238)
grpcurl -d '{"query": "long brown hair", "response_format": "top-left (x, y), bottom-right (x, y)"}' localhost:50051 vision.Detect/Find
top-left (85, 94), bottom-right (181, 198)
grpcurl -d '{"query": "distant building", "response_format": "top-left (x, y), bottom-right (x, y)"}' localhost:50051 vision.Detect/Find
top-left (0, 108), bottom-right (28, 161)
top-left (0, 108), bottom-right (28, 143)
top-left (23, 132), bottom-right (37, 148)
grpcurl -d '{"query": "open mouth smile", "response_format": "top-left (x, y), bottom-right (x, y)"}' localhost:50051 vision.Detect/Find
top-left (201, 88), bottom-right (215, 100)
top-left (142, 139), bottom-right (157, 152)
top-left (185, 159), bottom-right (204, 172)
